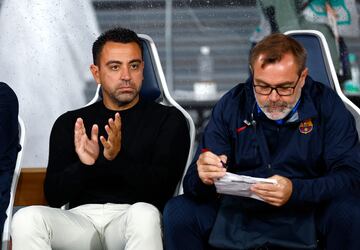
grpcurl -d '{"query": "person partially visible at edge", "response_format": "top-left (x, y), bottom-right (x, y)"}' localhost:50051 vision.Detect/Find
top-left (11, 27), bottom-right (190, 250)
top-left (163, 33), bottom-right (360, 250)
top-left (0, 82), bottom-right (19, 237)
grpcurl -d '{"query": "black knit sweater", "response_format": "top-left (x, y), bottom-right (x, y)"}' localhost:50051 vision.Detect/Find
top-left (44, 99), bottom-right (190, 211)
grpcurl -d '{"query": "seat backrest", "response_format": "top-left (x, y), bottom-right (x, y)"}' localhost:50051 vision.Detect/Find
top-left (86, 34), bottom-right (196, 195)
top-left (285, 30), bottom-right (360, 139)
top-left (285, 30), bottom-right (335, 89)
top-left (1, 116), bottom-right (25, 250)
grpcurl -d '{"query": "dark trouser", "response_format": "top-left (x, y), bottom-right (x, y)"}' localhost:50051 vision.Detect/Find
top-left (163, 195), bottom-right (218, 250)
top-left (315, 194), bottom-right (360, 250)
top-left (0, 198), bottom-right (8, 239)
top-left (163, 194), bottom-right (360, 250)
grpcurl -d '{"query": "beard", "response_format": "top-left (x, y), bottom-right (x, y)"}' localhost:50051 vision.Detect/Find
top-left (259, 101), bottom-right (294, 120)
top-left (254, 87), bottom-right (301, 121)
top-left (110, 91), bottom-right (138, 107)
top-left (103, 84), bottom-right (139, 108)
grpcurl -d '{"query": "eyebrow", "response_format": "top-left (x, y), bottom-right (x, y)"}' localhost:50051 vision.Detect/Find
top-left (105, 59), bottom-right (142, 66)
top-left (254, 78), bottom-right (296, 87)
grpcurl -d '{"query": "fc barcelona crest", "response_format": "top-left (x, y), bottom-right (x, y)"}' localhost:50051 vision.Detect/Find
top-left (299, 119), bottom-right (313, 134)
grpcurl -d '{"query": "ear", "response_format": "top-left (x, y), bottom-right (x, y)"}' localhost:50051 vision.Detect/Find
top-left (249, 64), bottom-right (253, 75)
top-left (303, 67), bottom-right (309, 77)
top-left (300, 68), bottom-right (309, 88)
top-left (90, 64), bottom-right (101, 84)
top-left (141, 61), bottom-right (145, 82)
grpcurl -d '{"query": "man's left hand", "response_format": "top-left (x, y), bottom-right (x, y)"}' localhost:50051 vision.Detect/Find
top-left (100, 112), bottom-right (121, 160)
top-left (250, 175), bottom-right (293, 207)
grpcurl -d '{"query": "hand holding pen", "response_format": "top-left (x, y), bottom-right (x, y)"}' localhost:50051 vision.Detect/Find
top-left (197, 149), bottom-right (227, 185)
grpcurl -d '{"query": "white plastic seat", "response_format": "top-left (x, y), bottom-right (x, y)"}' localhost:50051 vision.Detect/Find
top-left (1, 116), bottom-right (25, 250)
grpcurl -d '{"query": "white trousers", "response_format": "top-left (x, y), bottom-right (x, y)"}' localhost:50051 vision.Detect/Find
top-left (11, 202), bottom-right (163, 250)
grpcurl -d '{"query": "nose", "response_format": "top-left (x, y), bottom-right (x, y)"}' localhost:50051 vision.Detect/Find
top-left (120, 67), bottom-right (131, 81)
top-left (268, 88), bottom-right (280, 102)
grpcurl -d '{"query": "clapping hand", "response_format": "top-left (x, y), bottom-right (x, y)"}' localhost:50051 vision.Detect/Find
top-left (74, 112), bottom-right (121, 164)
top-left (100, 112), bottom-right (121, 160)
top-left (74, 118), bottom-right (99, 165)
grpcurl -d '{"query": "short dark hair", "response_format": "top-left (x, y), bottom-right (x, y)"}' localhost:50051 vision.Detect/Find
top-left (92, 27), bottom-right (143, 65)
top-left (249, 33), bottom-right (307, 75)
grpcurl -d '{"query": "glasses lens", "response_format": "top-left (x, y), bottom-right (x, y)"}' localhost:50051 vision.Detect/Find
top-left (255, 86), bottom-right (271, 95)
top-left (254, 85), bottom-right (296, 96)
top-left (277, 87), bottom-right (294, 96)
top-left (254, 75), bottom-right (299, 96)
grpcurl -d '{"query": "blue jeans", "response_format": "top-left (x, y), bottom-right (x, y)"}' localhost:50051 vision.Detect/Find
top-left (163, 194), bottom-right (360, 250)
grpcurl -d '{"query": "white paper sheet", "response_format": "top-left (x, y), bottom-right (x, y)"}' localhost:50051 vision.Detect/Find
top-left (214, 172), bottom-right (277, 201)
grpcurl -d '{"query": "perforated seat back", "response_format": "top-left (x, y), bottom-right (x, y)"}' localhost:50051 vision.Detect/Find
top-left (287, 32), bottom-right (334, 89)
top-left (139, 37), bottom-right (162, 101)
top-left (285, 30), bottom-right (360, 140)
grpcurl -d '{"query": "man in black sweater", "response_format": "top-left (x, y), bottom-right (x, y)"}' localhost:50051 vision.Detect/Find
top-left (11, 27), bottom-right (190, 250)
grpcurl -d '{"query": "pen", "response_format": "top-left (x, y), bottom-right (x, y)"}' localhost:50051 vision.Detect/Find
top-left (220, 160), bottom-right (228, 170)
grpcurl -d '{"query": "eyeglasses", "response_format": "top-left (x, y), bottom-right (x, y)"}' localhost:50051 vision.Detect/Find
top-left (253, 75), bottom-right (301, 96)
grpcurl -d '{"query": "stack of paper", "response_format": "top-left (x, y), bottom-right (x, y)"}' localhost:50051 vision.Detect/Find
top-left (215, 172), bottom-right (277, 201)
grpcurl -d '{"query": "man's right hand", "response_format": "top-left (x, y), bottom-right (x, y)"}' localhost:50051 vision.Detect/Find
top-left (74, 118), bottom-right (100, 165)
top-left (197, 151), bottom-right (227, 185)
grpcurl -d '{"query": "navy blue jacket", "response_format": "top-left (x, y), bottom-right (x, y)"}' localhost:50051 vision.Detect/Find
top-left (184, 76), bottom-right (360, 205)
top-left (0, 82), bottom-right (19, 235)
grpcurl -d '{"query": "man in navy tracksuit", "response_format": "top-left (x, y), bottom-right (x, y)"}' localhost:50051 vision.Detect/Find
top-left (163, 34), bottom-right (360, 250)
top-left (0, 82), bottom-right (19, 237)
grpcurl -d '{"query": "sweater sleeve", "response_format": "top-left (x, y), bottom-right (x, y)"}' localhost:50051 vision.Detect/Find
top-left (44, 113), bottom-right (94, 207)
top-left (291, 92), bottom-right (360, 203)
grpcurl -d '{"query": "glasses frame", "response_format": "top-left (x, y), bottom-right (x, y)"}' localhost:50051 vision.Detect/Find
top-left (253, 75), bottom-right (301, 96)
